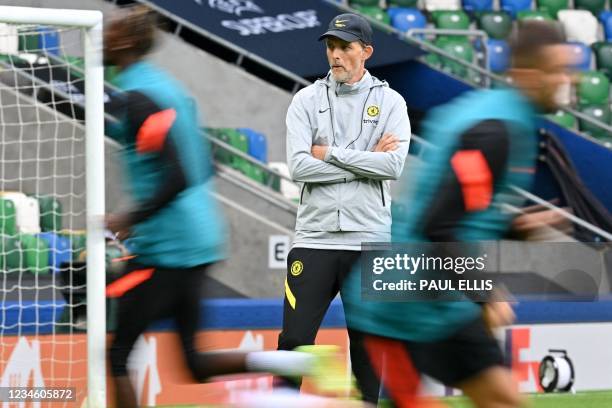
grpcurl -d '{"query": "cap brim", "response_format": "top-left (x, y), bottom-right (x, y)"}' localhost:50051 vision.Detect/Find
top-left (318, 30), bottom-right (361, 43)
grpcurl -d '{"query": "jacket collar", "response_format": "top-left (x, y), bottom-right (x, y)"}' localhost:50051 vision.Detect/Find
top-left (317, 70), bottom-right (386, 95)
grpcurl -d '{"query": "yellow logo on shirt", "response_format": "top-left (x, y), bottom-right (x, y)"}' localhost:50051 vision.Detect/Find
top-left (367, 105), bottom-right (380, 117)
top-left (290, 260), bottom-right (304, 276)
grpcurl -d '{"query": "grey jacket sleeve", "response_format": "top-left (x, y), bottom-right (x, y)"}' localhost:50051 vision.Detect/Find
top-left (324, 96), bottom-right (411, 180)
top-left (286, 92), bottom-right (357, 184)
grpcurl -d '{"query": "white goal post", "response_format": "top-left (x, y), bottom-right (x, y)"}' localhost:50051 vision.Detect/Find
top-left (0, 6), bottom-right (106, 408)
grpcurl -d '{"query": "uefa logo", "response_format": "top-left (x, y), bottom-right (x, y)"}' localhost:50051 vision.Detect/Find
top-left (197, 0), bottom-right (264, 16)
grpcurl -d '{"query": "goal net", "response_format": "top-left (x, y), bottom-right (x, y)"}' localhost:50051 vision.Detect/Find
top-left (0, 6), bottom-right (105, 407)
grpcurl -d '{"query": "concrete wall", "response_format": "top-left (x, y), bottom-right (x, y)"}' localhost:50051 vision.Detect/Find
top-left (147, 31), bottom-right (293, 162)
top-left (210, 172), bottom-right (296, 298)
top-left (0, 0), bottom-right (293, 162)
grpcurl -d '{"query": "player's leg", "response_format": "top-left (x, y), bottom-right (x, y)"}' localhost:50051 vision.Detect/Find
top-left (108, 263), bottom-right (174, 408)
top-left (362, 334), bottom-right (422, 408)
top-left (173, 264), bottom-right (325, 380)
top-left (173, 264), bottom-right (213, 380)
top-left (457, 366), bottom-right (522, 408)
top-left (408, 316), bottom-right (522, 408)
top-left (338, 251), bottom-right (381, 403)
top-left (277, 248), bottom-right (344, 386)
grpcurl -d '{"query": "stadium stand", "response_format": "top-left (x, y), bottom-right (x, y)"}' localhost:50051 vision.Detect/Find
top-left (345, 0), bottom-right (612, 140)
top-left (84, 0), bottom-right (612, 144)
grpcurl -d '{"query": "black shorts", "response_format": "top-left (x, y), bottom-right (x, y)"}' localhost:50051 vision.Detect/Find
top-left (404, 316), bottom-right (505, 386)
top-left (364, 316), bottom-right (505, 390)
top-left (108, 260), bottom-right (209, 377)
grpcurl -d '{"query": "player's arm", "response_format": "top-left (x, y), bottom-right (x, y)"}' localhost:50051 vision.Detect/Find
top-left (287, 93), bottom-right (357, 184)
top-left (128, 138), bottom-right (186, 224)
top-left (421, 119), bottom-right (510, 241)
top-left (317, 97), bottom-right (411, 180)
top-left (107, 91), bottom-right (187, 233)
top-left (105, 91), bottom-right (129, 144)
top-left (422, 120), bottom-right (512, 308)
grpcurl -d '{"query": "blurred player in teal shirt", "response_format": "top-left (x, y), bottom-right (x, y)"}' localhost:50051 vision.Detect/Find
top-left (343, 21), bottom-right (576, 407)
top-left (104, 6), bottom-right (347, 407)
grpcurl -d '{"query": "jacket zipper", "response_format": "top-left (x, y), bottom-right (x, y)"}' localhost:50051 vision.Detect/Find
top-left (326, 89), bottom-right (336, 147)
top-left (379, 181), bottom-right (386, 207)
top-left (345, 86), bottom-right (377, 149)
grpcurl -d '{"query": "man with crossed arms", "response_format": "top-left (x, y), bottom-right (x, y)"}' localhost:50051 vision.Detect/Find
top-left (278, 13), bottom-right (411, 403)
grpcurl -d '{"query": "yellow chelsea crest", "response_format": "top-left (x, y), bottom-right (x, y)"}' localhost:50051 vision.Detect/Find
top-left (290, 260), bottom-right (304, 276)
top-left (367, 105), bottom-right (380, 117)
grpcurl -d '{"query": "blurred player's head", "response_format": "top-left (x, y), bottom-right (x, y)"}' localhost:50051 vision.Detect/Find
top-left (104, 5), bottom-right (157, 69)
top-left (318, 14), bottom-right (374, 84)
top-left (508, 21), bottom-right (574, 112)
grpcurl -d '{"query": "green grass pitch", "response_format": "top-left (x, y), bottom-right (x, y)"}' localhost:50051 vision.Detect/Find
top-left (445, 390), bottom-right (612, 408)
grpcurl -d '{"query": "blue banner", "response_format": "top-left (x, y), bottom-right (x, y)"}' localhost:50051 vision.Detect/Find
top-left (142, 0), bottom-right (423, 78)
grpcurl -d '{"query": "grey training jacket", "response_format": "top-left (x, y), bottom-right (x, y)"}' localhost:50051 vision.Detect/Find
top-left (286, 71), bottom-right (411, 234)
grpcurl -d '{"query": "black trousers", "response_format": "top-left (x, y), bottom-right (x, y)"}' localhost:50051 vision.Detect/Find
top-left (109, 261), bottom-right (208, 380)
top-left (277, 247), bottom-right (380, 403)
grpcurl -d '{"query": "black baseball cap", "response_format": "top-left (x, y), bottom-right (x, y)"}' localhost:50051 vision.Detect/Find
top-left (318, 13), bottom-right (373, 45)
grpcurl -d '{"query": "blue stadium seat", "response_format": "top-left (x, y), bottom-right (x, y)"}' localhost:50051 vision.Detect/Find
top-left (600, 11), bottom-right (612, 41)
top-left (239, 128), bottom-right (268, 163)
top-left (568, 41), bottom-right (592, 71)
top-left (390, 8), bottom-right (427, 33)
top-left (37, 232), bottom-right (70, 273)
top-left (37, 26), bottom-right (60, 56)
top-left (463, 0), bottom-right (494, 14)
top-left (387, 7), bottom-right (406, 21)
top-left (486, 39), bottom-right (510, 72)
top-left (501, 0), bottom-right (532, 18)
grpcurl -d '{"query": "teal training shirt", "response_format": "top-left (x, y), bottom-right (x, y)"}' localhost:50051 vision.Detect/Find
top-left (107, 61), bottom-right (227, 267)
top-left (343, 88), bottom-right (538, 342)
